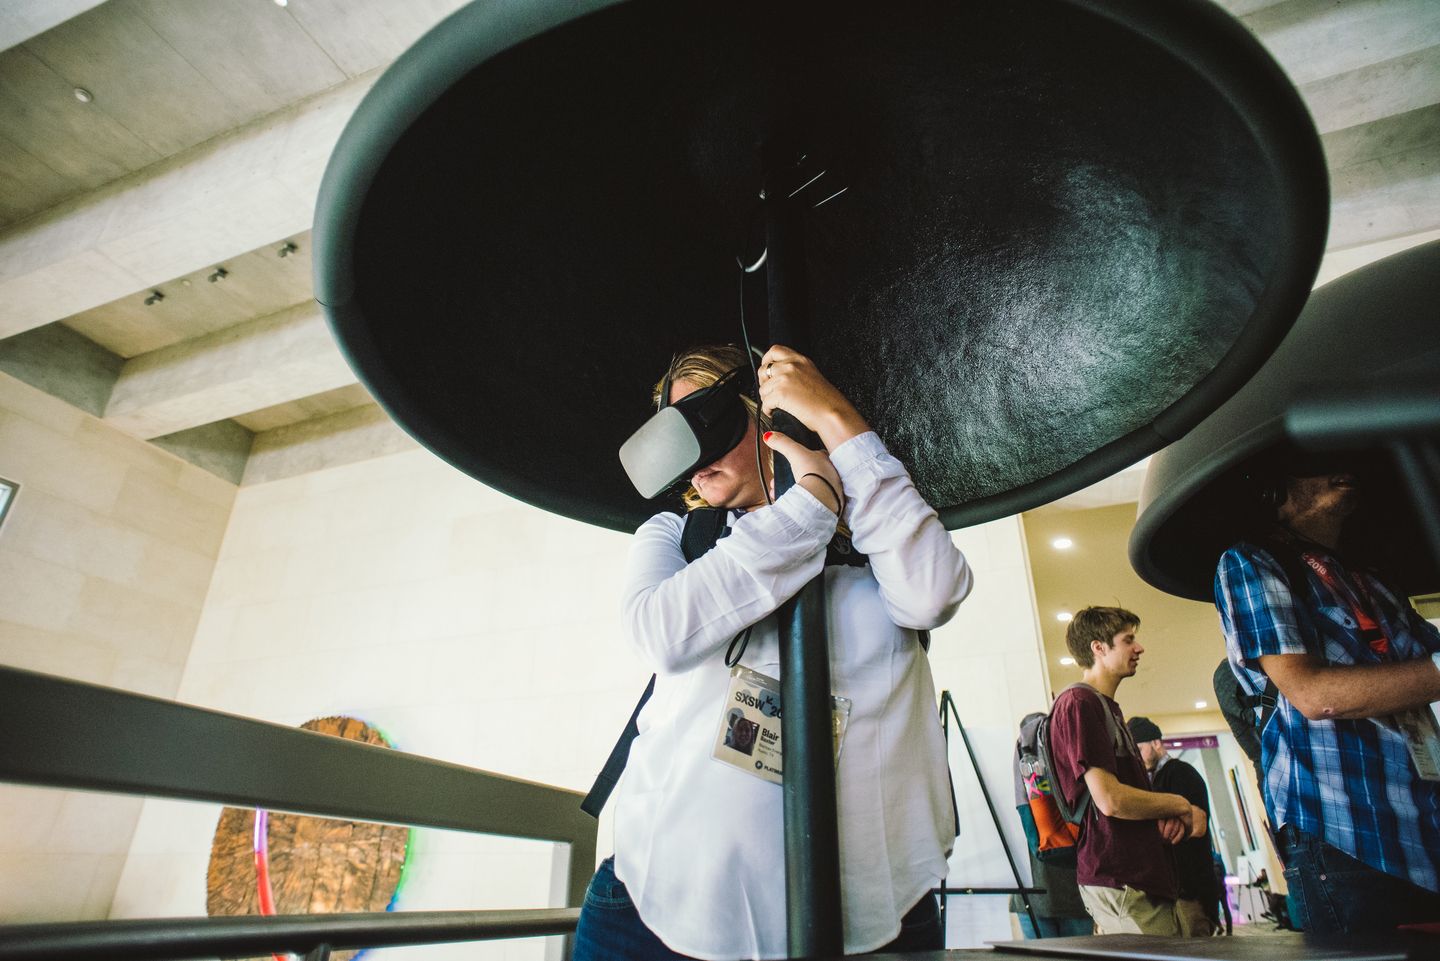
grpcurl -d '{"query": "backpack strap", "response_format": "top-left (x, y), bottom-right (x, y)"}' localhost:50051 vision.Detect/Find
top-left (1064, 682), bottom-right (1125, 751)
top-left (1237, 681), bottom-right (1278, 732)
top-left (681, 507), bottom-right (730, 562)
top-left (582, 509), bottom-right (734, 818)
top-left (681, 504), bottom-right (869, 568)
top-left (1043, 683), bottom-right (1126, 826)
top-left (581, 674), bottom-right (655, 818)
top-left (1035, 714), bottom-right (1086, 826)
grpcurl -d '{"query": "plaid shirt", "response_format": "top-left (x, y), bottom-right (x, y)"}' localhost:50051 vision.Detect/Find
top-left (1216, 541), bottom-right (1440, 893)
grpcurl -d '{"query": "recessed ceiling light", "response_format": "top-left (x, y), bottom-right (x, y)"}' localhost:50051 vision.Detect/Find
top-left (273, 0), bottom-right (288, 6)
top-left (74, 88), bottom-right (93, 103)
top-left (1059, 657), bottom-right (1075, 666)
top-left (1052, 537), bottom-right (1073, 549)
top-left (1056, 612), bottom-right (1072, 622)
top-left (1195, 701), bottom-right (1208, 709)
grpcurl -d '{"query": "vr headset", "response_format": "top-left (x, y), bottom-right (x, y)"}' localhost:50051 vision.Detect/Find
top-left (619, 363), bottom-right (756, 499)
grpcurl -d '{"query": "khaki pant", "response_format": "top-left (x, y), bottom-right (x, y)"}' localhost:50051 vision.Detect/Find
top-left (1175, 897), bottom-right (1215, 937)
top-left (1079, 885), bottom-right (1180, 936)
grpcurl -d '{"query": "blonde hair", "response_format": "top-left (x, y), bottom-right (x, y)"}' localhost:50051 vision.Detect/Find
top-left (654, 345), bottom-right (770, 512)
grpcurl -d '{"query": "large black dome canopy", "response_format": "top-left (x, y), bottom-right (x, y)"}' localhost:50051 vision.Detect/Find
top-left (1130, 240), bottom-right (1440, 604)
top-left (314, 0), bottom-right (1328, 533)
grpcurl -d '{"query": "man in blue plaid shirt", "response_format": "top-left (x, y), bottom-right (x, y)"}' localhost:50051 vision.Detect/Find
top-left (1217, 457), bottom-right (1440, 934)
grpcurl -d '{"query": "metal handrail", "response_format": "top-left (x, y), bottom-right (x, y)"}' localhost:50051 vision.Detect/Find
top-left (0, 667), bottom-right (598, 956)
top-left (0, 908), bottom-right (581, 961)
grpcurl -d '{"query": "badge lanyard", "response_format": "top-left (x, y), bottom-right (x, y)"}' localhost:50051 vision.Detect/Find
top-left (1299, 550), bottom-right (1390, 657)
top-left (1271, 527), bottom-right (1390, 657)
top-left (1274, 530), bottom-right (1440, 780)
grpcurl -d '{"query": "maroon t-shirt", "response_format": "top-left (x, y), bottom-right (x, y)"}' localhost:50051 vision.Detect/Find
top-left (1048, 685), bottom-right (1178, 901)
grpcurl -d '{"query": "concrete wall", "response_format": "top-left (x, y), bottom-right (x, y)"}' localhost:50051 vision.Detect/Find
top-left (111, 445), bottom-right (644, 961)
top-left (934, 516), bottom-right (1052, 947)
top-left (108, 446), bottom-right (1052, 954)
top-left (0, 371), bottom-right (234, 922)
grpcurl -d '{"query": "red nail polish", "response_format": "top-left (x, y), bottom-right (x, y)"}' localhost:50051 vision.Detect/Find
top-left (763, 431), bottom-right (773, 441)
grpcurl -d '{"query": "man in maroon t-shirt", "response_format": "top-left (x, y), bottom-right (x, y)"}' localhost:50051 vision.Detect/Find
top-left (1048, 607), bottom-right (1204, 935)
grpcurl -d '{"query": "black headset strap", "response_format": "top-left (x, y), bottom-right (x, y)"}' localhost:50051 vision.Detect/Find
top-left (690, 365), bottom-right (751, 426)
top-left (658, 362), bottom-right (753, 415)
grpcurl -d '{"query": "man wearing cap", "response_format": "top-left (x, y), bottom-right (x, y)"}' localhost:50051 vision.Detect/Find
top-left (1129, 717), bottom-right (1221, 936)
top-left (1216, 459), bottom-right (1440, 933)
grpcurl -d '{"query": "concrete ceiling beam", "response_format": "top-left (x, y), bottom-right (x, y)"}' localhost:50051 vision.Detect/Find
top-left (0, 71), bottom-right (376, 340)
top-left (1215, 0), bottom-right (1293, 16)
top-left (102, 301), bottom-right (358, 440)
top-left (0, 0), bottom-right (106, 53)
top-left (1329, 165), bottom-right (1440, 249)
top-left (1325, 104), bottom-right (1440, 248)
top-left (1301, 45), bottom-right (1440, 135)
top-left (242, 403), bottom-right (418, 487)
top-left (1323, 102), bottom-right (1440, 173)
top-left (1243, 0), bottom-right (1440, 88)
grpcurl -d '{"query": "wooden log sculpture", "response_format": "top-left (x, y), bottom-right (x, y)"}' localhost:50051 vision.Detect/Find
top-left (206, 717), bottom-right (409, 961)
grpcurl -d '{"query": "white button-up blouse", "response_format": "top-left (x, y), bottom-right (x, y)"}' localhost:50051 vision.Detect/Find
top-left (611, 431), bottom-right (973, 959)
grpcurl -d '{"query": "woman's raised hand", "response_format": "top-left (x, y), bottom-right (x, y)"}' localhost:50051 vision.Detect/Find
top-left (763, 430), bottom-right (844, 515)
top-left (757, 346), bottom-right (871, 452)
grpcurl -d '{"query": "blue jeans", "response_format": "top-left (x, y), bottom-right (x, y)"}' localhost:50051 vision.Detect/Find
top-left (1017, 913), bottom-right (1093, 939)
top-left (573, 858), bottom-right (691, 961)
top-left (1276, 825), bottom-right (1440, 934)
top-left (572, 858), bottom-right (943, 960)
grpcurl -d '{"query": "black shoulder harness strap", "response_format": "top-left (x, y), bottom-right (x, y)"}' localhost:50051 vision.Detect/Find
top-left (582, 507), bottom-right (874, 817)
top-left (681, 507), bottom-right (730, 562)
top-left (579, 673), bottom-right (655, 819)
top-left (1238, 682), bottom-right (1279, 729)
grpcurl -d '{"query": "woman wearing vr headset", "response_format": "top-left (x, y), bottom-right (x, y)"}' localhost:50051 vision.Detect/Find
top-left (575, 344), bottom-right (973, 960)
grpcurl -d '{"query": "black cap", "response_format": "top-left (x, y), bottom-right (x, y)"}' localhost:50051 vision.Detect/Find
top-left (1128, 716), bottom-right (1163, 743)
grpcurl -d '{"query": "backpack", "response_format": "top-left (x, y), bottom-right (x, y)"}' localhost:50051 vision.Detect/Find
top-left (1013, 683), bottom-right (1125, 864)
top-left (1014, 712), bottom-right (1079, 866)
top-left (1214, 658), bottom-right (1274, 766)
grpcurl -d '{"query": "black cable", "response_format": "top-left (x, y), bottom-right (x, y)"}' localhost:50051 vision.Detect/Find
top-left (725, 214), bottom-right (769, 669)
top-left (802, 473), bottom-right (841, 514)
top-left (737, 242), bottom-right (771, 507)
top-left (725, 626), bottom-right (753, 668)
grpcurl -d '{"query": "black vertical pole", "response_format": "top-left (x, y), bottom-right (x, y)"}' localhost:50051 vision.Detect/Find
top-left (764, 142), bottom-right (844, 959)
